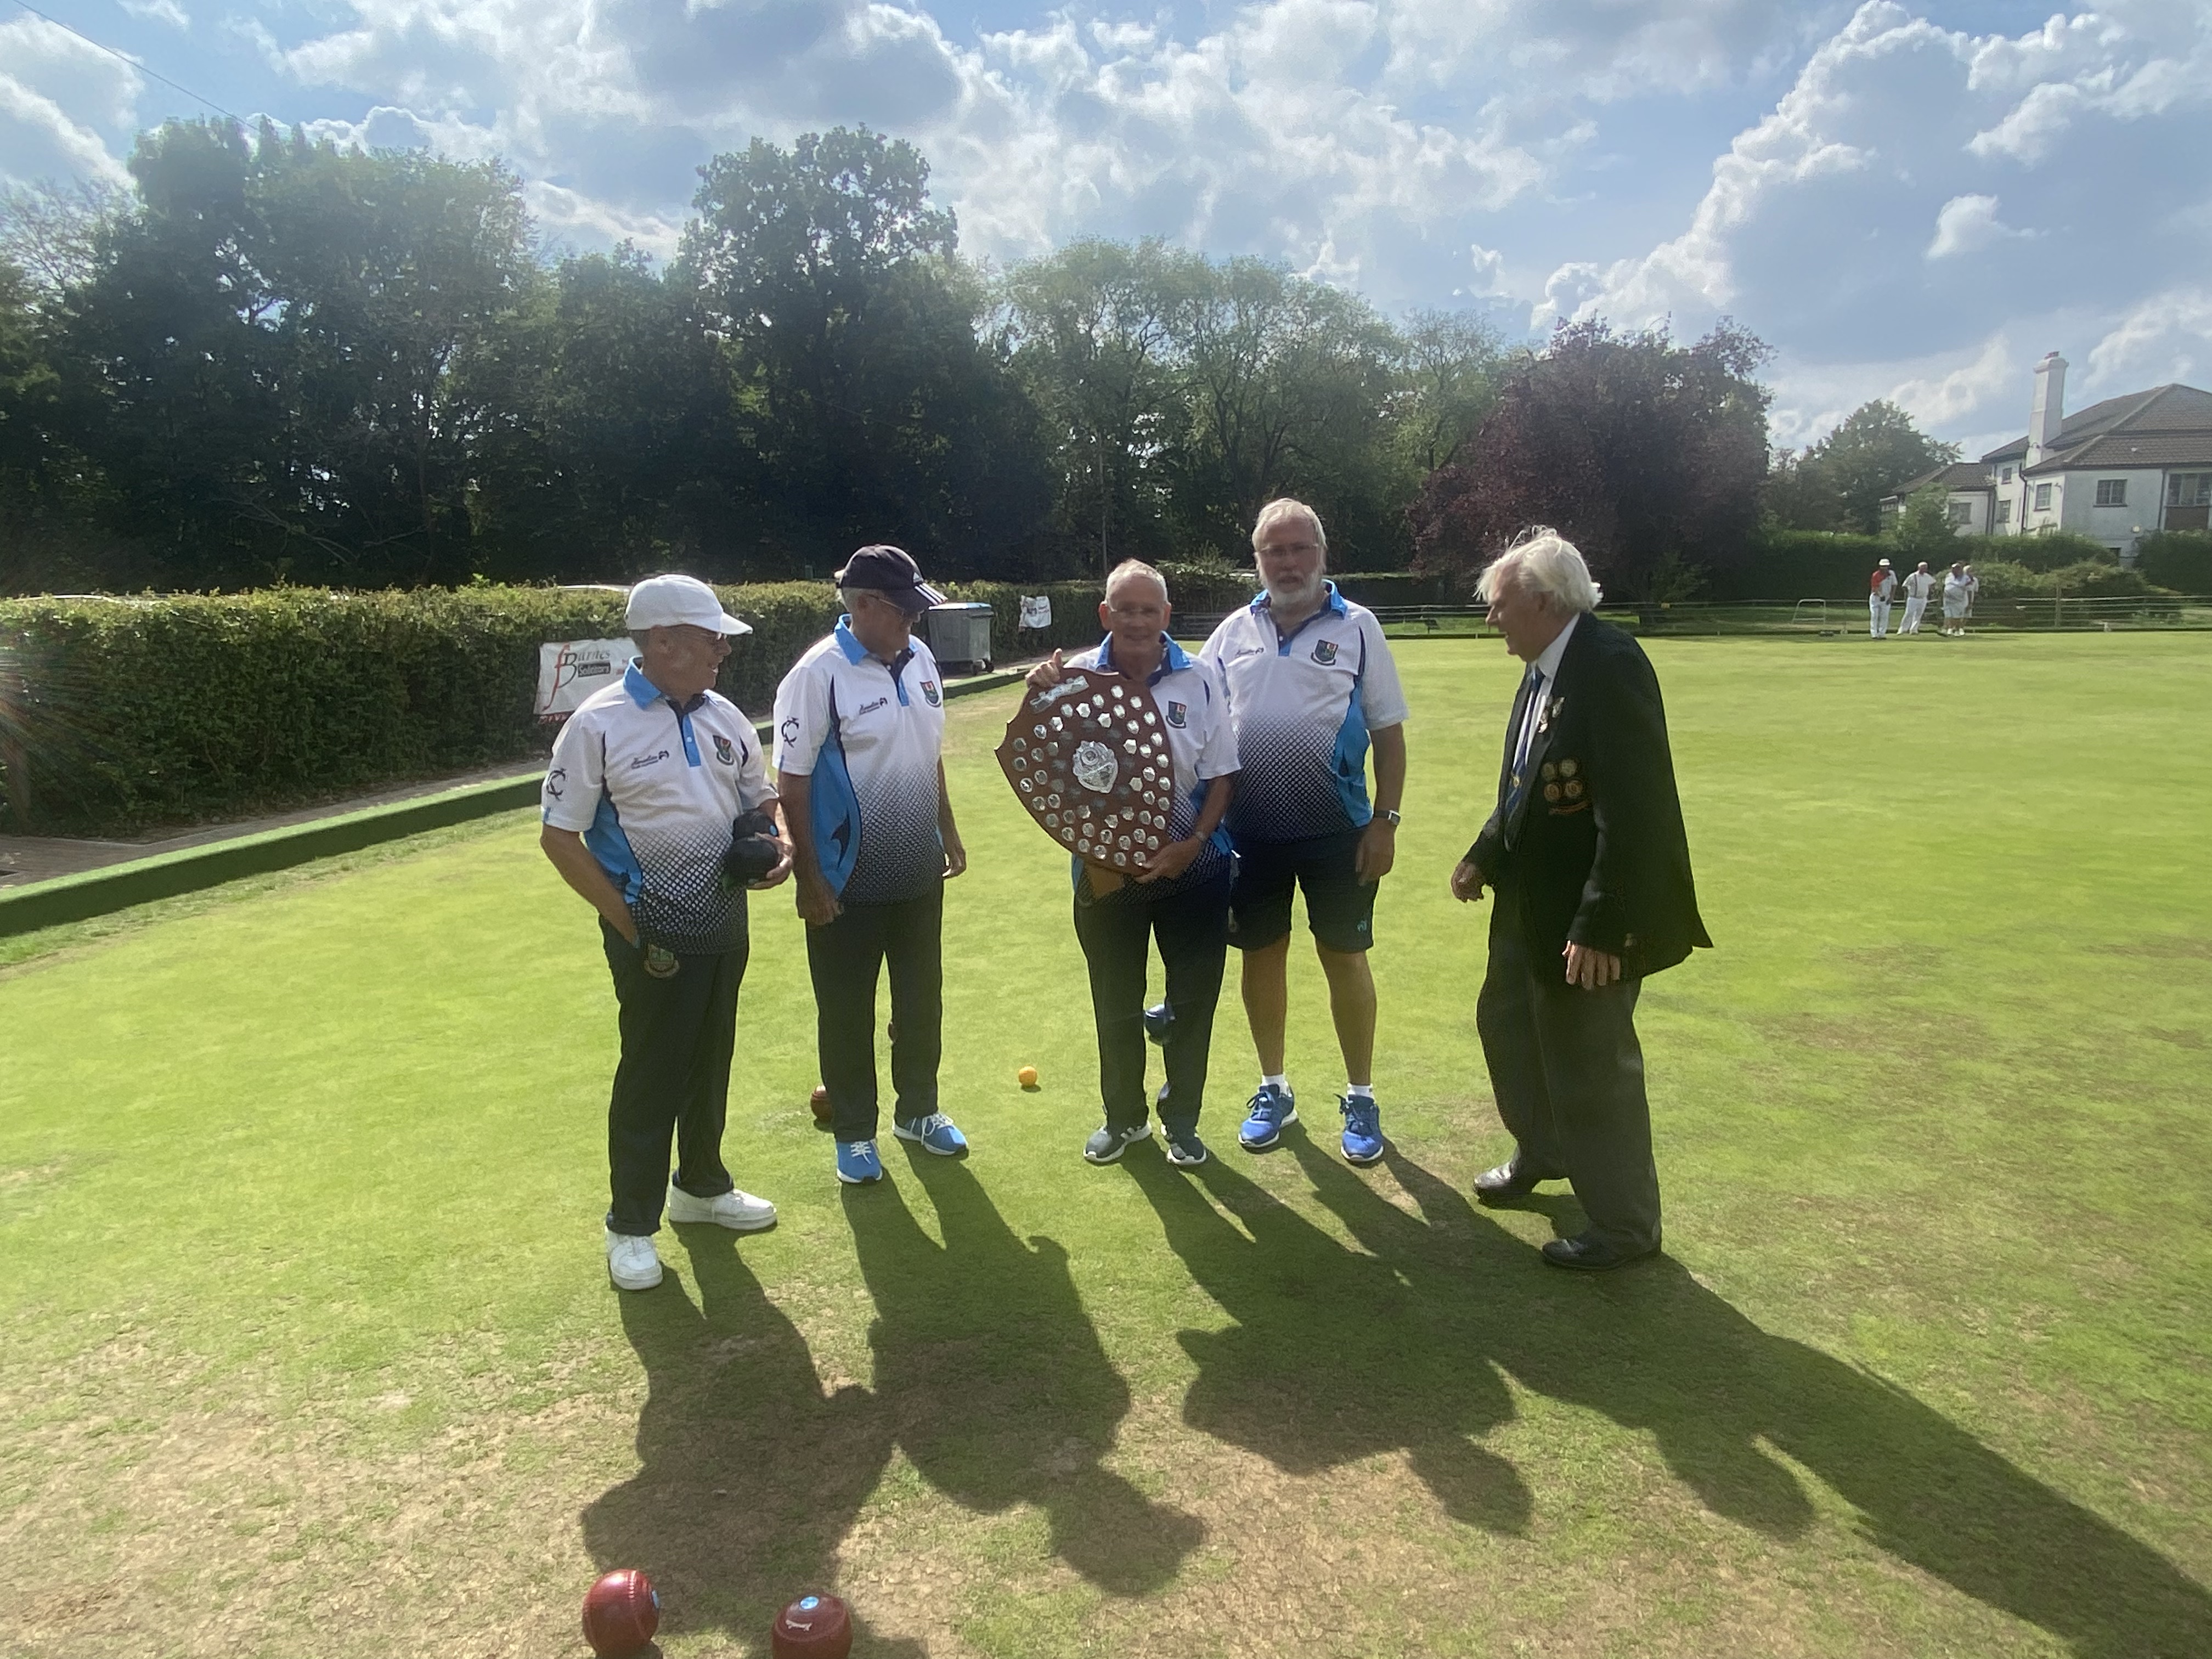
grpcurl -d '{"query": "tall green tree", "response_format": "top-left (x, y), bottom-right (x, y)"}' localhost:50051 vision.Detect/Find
top-left (253, 129), bottom-right (537, 583)
top-left (54, 120), bottom-right (287, 578)
top-left (468, 245), bottom-right (744, 579)
top-left (1769, 399), bottom-right (1960, 533)
top-left (1000, 237), bottom-right (1193, 573)
top-left (681, 126), bottom-right (1049, 572)
top-left (0, 257), bottom-right (59, 483)
top-left (1388, 309), bottom-right (1505, 478)
top-left (1164, 256), bottom-right (1402, 562)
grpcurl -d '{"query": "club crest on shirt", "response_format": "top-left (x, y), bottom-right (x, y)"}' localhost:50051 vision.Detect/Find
top-left (1311, 639), bottom-right (1340, 665)
top-left (1165, 701), bottom-right (1188, 728)
top-left (712, 733), bottom-right (735, 765)
top-left (921, 680), bottom-right (941, 707)
top-left (780, 716), bottom-right (800, 746)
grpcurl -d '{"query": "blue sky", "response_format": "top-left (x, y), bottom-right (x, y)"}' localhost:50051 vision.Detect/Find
top-left (4, 0), bottom-right (2209, 456)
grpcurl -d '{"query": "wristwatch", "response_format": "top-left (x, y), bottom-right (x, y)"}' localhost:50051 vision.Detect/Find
top-left (1378, 809), bottom-right (1402, 826)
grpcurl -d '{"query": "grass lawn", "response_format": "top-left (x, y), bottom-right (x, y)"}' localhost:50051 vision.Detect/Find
top-left (2, 631), bottom-right (2209, 1659)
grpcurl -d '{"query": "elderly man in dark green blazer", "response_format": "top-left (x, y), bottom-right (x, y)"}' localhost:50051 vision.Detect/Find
top-left (1451, 528), bottom-right (1711, 1270)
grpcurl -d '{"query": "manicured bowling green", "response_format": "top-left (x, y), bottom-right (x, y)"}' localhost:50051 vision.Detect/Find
top-left (3, 631), bottom-right (2209, 1658)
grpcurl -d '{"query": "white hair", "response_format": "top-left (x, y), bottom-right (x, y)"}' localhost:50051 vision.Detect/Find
top-left (1104, 559), bottom-right (1169, 603)
top-left (1475, 527), bottom-right (1602, 613)
top-left (1250, 498), bottom-right (1328, 557)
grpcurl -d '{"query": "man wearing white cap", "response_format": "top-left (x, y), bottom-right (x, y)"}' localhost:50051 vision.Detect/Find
top-left (540, 574), bottom-right (791, 1292)
top-left (1868, 558), bottom-right (1897, 638)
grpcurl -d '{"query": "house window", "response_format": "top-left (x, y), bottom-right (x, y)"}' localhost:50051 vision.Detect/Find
top-left (2095, 478), bottom-right (2128, 507)
top-left (1995, 499), bottom-right (2012, 527)
top-left (2169, 472), bottom-right (2212, 508)
top-left (2034, 483), bottom-right (2053, 510)
top-left (2000, 466), bottom-right (2013, 483)
top-left (1946, 500), bottom-right (1973, 526)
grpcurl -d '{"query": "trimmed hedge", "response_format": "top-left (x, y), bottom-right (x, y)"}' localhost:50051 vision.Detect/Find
top-left (0, 572), bottom-right (1274, 836)
top-left (2136, 531), bottom-right (2212, 594)
top-left (1702, 529), bottom-right (1892, 602)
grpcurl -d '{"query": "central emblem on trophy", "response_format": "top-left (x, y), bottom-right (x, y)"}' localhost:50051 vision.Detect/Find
top-left (996, 667), bottom-right (1178, 892)
top-left (1072, 740), bottom-right (1118, 793)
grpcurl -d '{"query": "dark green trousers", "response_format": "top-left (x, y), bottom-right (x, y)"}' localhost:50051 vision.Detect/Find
top-left (1475, 881), bottom-right (1662, 1254)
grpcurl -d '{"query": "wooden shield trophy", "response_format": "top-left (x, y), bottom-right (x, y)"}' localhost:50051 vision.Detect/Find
top-left (997, 668), bottom-right (1178, 894)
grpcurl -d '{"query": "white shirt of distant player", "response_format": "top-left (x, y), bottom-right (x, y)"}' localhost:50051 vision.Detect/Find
top-left (1066, 634), bottom-right (1239, 890)
top-left (1199, 580), bottom-right (1410, 844)
top-left (1902, 569), bottom-right (1937, 600)
top-left (1870, 568), bottom-right (1897, 601)
top-left (542, 661), bottom-right (775, 952)
top-left (772, 619), bottom-right (949, 906)
top-left (1943, 569), bottom-right (1973, 612)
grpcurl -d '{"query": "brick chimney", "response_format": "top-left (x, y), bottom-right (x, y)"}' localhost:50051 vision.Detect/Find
top-left (2027, 351), bottom-right (2067, 465)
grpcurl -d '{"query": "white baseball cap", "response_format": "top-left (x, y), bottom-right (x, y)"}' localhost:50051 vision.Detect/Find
top-left (625, 573), bottom-right (752, 636)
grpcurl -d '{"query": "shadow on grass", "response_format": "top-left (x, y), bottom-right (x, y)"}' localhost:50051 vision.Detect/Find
top-left (844, 1149), bottom-right (1204, 1593)
top-left (583, 1153), bottom-right (1199, 1647)
top-left (578, 1228), bottom-right (924, 1658)
top-left (1130, 1126), bottom-right (2211, 1659)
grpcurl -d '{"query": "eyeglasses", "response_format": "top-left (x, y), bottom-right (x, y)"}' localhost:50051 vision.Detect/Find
top-left (1259, 540), bottom-right (1321, 556)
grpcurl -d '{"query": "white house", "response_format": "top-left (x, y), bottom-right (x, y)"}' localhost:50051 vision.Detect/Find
top-left (1882, 353), bottom-right (2212, 561)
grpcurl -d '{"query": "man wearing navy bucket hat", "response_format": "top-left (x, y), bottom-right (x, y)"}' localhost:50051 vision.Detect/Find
top-left (774, 545), bottom-right (973, 1187)
top-left (540, 574), bottom-right (792, 1293)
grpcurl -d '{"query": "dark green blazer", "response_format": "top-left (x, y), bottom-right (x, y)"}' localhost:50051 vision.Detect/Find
top-left (1468, 614), bottom-right (1711, 979)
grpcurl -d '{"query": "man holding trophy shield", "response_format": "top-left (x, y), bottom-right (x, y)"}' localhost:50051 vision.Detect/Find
top-left (1018, 562), bottom-right (1238, 1167)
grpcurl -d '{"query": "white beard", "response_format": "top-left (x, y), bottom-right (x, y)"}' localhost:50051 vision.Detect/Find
top-left (1266, 571), bottom-right (1325, 610)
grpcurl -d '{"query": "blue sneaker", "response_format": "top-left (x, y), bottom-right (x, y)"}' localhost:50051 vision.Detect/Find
top-left (1237, 1084), bottom-right (1296, 1151)
top-left (836, 1139), bottom-right (884, 1184)
top-left (893, 1112), bottom-right (968, 1156)
top-left (1142, 1002), bottom-right (1174, 1045)
top-left (1339, 1094), bottom-right (1384, 1166)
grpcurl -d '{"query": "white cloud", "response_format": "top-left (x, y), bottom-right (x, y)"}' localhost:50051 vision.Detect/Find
top-left (119, 0), bottom-right (193, 30)
top-left (1465, 241), bottom-right (1506, 295)
top-left (2087, 287), bottom-right (2212, 389)
top-left (1925, 193), bottom-right (2032, 259)
top-left (1542, 1), bottom-right (2212, 445)
top-left (0, 16), bottom-right (139, 188)
top-left (1886, 331), bottom-right (2017, 425)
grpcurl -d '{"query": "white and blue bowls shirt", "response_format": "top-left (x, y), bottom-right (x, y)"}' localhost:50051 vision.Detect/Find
top-left (1198, 582), bottom-right (1409, 845)
top-left (772, 620), bottom-right (949, 907)
top-left (542, 661), bottom-right (776, 953)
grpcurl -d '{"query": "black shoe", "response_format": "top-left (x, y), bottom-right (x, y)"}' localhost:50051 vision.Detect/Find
top-left (1472, 1159), bottom-right (1562, 1204)
top-left (1540, 1233), bottom-right (1658, 1272)
top-left (1162, 1127), bottom-right (1209, 1167)
top-left (1084, 1122), bottom-right (1152, 1165)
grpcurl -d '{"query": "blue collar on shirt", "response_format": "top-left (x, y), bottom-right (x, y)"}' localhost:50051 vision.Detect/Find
top-left (834, 616), bottom-right (917, 705)
top-left (1248, 579), bottom-right (1348, 617)
top-left (1097, 632), bottom-right (1193, 685)
top-left (623, 659), bottom-right (707, 713)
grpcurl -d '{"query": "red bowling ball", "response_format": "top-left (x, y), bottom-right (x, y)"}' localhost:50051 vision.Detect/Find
top-left (581, 1568), bottom-right (659, 1657)
top-left (771, 1592), bottom-right (853, 1659)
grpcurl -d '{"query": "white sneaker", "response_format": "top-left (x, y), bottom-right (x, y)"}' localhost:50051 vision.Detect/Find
top-left (665, 1184), bottom-right (778, 1231)
top-left (606, 1228), bottom-right (663, 1291)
